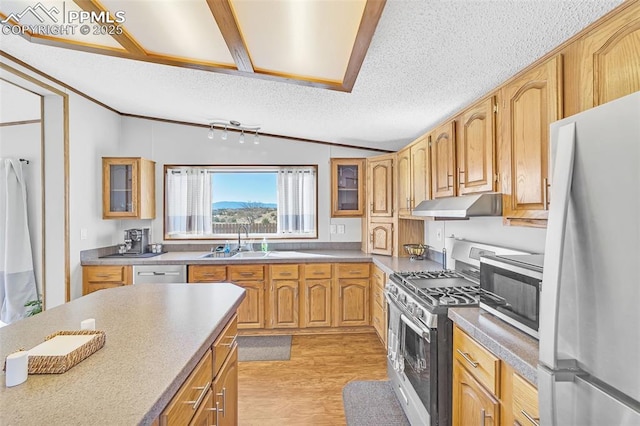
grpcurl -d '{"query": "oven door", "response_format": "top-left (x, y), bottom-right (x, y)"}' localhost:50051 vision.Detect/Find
top-left (400, 313), bottom-right (438, 418)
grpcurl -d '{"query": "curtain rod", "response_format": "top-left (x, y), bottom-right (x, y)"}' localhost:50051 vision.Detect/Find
top-left (19, 158), bottom-right (30, 164)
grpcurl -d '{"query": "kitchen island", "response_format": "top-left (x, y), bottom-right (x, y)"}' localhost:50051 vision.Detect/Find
top-left (0, 283), bottom-right (245, 425)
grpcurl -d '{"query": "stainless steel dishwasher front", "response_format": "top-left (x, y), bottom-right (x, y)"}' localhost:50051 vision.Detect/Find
top-left (132, 264), bottom-right (187, 284)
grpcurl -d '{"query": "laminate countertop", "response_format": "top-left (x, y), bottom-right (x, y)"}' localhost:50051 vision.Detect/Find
top-left (81, 249), bottom-right (447, 276)
top-left (0, 283), bottom-right (245, 425)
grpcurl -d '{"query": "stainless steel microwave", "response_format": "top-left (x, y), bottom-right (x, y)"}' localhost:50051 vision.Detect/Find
top-left (479, 254), bottom-right (544, 339)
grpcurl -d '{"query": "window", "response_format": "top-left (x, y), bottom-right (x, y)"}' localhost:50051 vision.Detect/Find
top-left (165, 165), bottom-right (317, 240)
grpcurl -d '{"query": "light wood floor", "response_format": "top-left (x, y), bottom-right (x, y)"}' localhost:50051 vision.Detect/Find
top-left (238, 332), bottom-right (388, 425)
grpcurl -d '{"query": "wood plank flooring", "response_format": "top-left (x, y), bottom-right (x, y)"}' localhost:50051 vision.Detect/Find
top-left (238, 332), bottom-right (388, 425)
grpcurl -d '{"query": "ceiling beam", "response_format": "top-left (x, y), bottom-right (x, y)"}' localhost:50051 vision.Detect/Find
top-left (72, 0), bottom-right (147, 56)
top-left (342, 0), bottom-right (387, 91)
top-left (206, 0), bottom-right (254, 73)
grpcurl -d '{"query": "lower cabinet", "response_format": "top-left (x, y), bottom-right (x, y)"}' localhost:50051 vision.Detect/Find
top-left (82, 265), bottom-right (132, 295)
top-left (334, 263), bottom-right (371, 327)
top-left (235, 281), bottom-right (265, 329)
top-left (453, 359), bottom-right (500, 426)
top-left (452, 325), bottom-right (539, 426)
top-left (371, 264), bottom-right (387, 346)
top-left (213, 346), bottom-right (238, 426)
top-left (160, 315), bottom-right (238, 426)
top-left (300, 263), bottom-right (333, 328)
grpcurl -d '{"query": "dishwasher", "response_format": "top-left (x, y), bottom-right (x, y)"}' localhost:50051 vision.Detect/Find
top-left (132, 264), bottom-right (187, 284)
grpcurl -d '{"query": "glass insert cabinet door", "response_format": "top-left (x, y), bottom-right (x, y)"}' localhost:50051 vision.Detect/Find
top-left (330, 158), bottom-right (365, 217)
top-left (102, 157), bottom-right (155, 220)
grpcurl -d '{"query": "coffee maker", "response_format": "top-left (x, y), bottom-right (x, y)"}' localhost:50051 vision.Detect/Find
top-left (123, 228), bottom-right (150, 255)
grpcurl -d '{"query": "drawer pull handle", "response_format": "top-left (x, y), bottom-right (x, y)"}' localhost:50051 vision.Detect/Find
top-left (239, 272), bottom-right (254, 277)
top-left (95, 274), bottom-right (111, 278)
top-left (457, 349), bottom-right (479, 368)
top-left (184, 381), bottom-right (211, 410)
top-left (312, 271), bottom-right (326, 275)
top-left (216, 388), bottom-right (226, 416)
top-left (521, 410), bottom-right (540, 426)
top-left (221, 336), bottom-right (236, 347)
top-left (279, 272), bottom-right (292, 276)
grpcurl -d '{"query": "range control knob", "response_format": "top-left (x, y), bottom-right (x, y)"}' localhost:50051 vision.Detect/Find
top-left (406, 302), bottom-right (415, 314)
top-left (399, 294), bottom-right (407, 305)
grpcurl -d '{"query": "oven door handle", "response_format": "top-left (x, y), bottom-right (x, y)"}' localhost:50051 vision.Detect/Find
top-left (400, 314), bottom-right (431, 342)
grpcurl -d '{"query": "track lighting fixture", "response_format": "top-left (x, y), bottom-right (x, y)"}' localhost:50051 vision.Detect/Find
top-left (206, 120), bottom-right (261, 144)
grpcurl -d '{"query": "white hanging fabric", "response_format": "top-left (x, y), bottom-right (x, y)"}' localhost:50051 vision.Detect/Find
top-left (0, 158), bottom-right (38, 324)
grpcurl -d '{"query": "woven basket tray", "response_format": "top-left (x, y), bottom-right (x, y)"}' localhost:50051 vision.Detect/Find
top-left (28, 330), bottom-right (106, 374)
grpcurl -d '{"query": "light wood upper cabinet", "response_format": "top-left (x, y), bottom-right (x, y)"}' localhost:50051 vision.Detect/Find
top-left (370, 222), bottom-right (393, 256)
top-left (457, 96), bottom-right (497, 195)
top-left (500, 55), bottom-right (563, 225)
top-left (367, 155), bottom-right (394, 217)
top-left (431, 121), bottom-right (457, 199)
top-left (396, 147), bottom-right (412, 217)
top-left (577, 2), bottom-right (640, 112)
top-left (330, 158), bottom-right (365, 217)
top-left (102, 157), bottom-right (155, 219)
top-left (411, 137), bottom-right (430, 209)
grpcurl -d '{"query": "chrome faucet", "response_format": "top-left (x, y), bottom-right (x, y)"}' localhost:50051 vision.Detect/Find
top-left (237, 225), bottom-right (249, 251)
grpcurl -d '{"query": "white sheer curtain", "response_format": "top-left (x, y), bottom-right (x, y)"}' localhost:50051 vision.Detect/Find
top-left (277, 167), bottom-right (316, 235)
top-left (166, 169), bottom-right (212, 236)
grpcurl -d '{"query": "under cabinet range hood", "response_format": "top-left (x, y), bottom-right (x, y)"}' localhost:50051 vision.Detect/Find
top-left (411, 192), bottom-right (502, 218)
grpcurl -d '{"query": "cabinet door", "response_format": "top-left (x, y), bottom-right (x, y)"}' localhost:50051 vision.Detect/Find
top-left (188, 390), bottom-right (214, 426)
top-left (301, 279), bottom-right (332, 328)
top-left (396, 147), bottom-right (412, 217)
top-left (512, 373), bottom-right (539, 426)
top-left (102, 157), bottom-right (155, 219)
top-left (370, 222), bottom-right (393, 256)
top-left (457, 97), bottom-right (496, 195)
top-left (410, 137), bottom-right (430, 209)
top-left (269, 280), bottom-right (299, 329)
top-left (452, 360), bottom-right (500, 426)
top-left (331, 158), bottom-right (365, 217)
top-left (235, 281), bottom-right (265, 329)
top-left (431, 121), bottom-right (456, 198)
top-left (578, 2), bottom-right (640, 112)
top-left (500, 56), bottom-right (562, 224)
top-left (334, 279), bottom-right (370, 327)
top-left (214, 345), bottom-right (238, 426)
top-left (368, 156), bottom-right (394, 217)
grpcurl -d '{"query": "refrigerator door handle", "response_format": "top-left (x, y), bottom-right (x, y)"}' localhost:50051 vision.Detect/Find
top-left (539, 122), bottom-right (576, 369)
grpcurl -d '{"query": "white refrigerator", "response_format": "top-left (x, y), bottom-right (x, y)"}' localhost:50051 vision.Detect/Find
top-left (538, 91), bottom-right (640, 425)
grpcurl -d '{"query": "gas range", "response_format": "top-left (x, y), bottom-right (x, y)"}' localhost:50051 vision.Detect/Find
top-left (387, 269), bottom-right (480, 327)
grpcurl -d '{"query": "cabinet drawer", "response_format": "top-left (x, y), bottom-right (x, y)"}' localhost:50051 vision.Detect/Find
top-left (372, 282), bottom-right (385, 309)
top-left (85, 265), bottom-right (129, 282)
top-left (453, 326), bottom-right (500, 395)
top-left (188, 265), bottom-right (227, 283)
top-left (228, 265), bottom-right (264, 281)
top-left (513, 373), bottom-right (539, 426)
top-left (337, 263), bottom-right (370, 278)
top-left (303, 263), bottom-right (332, 279)
top-left (270, 264), bottom-right (299, 280)
top-left (371, 301), bottom-right (385, 335)
top-left (161, 349), bottom-right (213, 426)
top-left (213, 316), bottom-right (237, 376)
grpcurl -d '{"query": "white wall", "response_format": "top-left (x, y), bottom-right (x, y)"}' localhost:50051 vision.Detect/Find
top-left (118, 117), bottom-right (378, 244)
top-left (68, 95), bottom-right (122, 300)
top-left (424, 217), bottom-right (547, 264)
top-left (0, 82), bottom-right (43, 301)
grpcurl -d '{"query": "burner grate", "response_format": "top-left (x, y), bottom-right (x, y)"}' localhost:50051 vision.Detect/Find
top-left (418, 285), bottom-right (481, 306)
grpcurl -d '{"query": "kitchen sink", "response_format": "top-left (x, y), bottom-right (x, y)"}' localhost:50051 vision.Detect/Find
top-left (198, 250), bottom-right (333, 260)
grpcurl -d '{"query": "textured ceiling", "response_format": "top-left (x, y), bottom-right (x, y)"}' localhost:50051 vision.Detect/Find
top-left (0, 0), bottom-right (624, 151)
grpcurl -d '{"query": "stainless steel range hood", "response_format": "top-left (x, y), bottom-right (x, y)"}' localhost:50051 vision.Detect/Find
top-left (411, 192), bottom-right (502, 218)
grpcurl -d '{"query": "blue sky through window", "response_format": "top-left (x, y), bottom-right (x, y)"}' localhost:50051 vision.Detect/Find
top-left (211, 172), bottom-right (277, 204)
